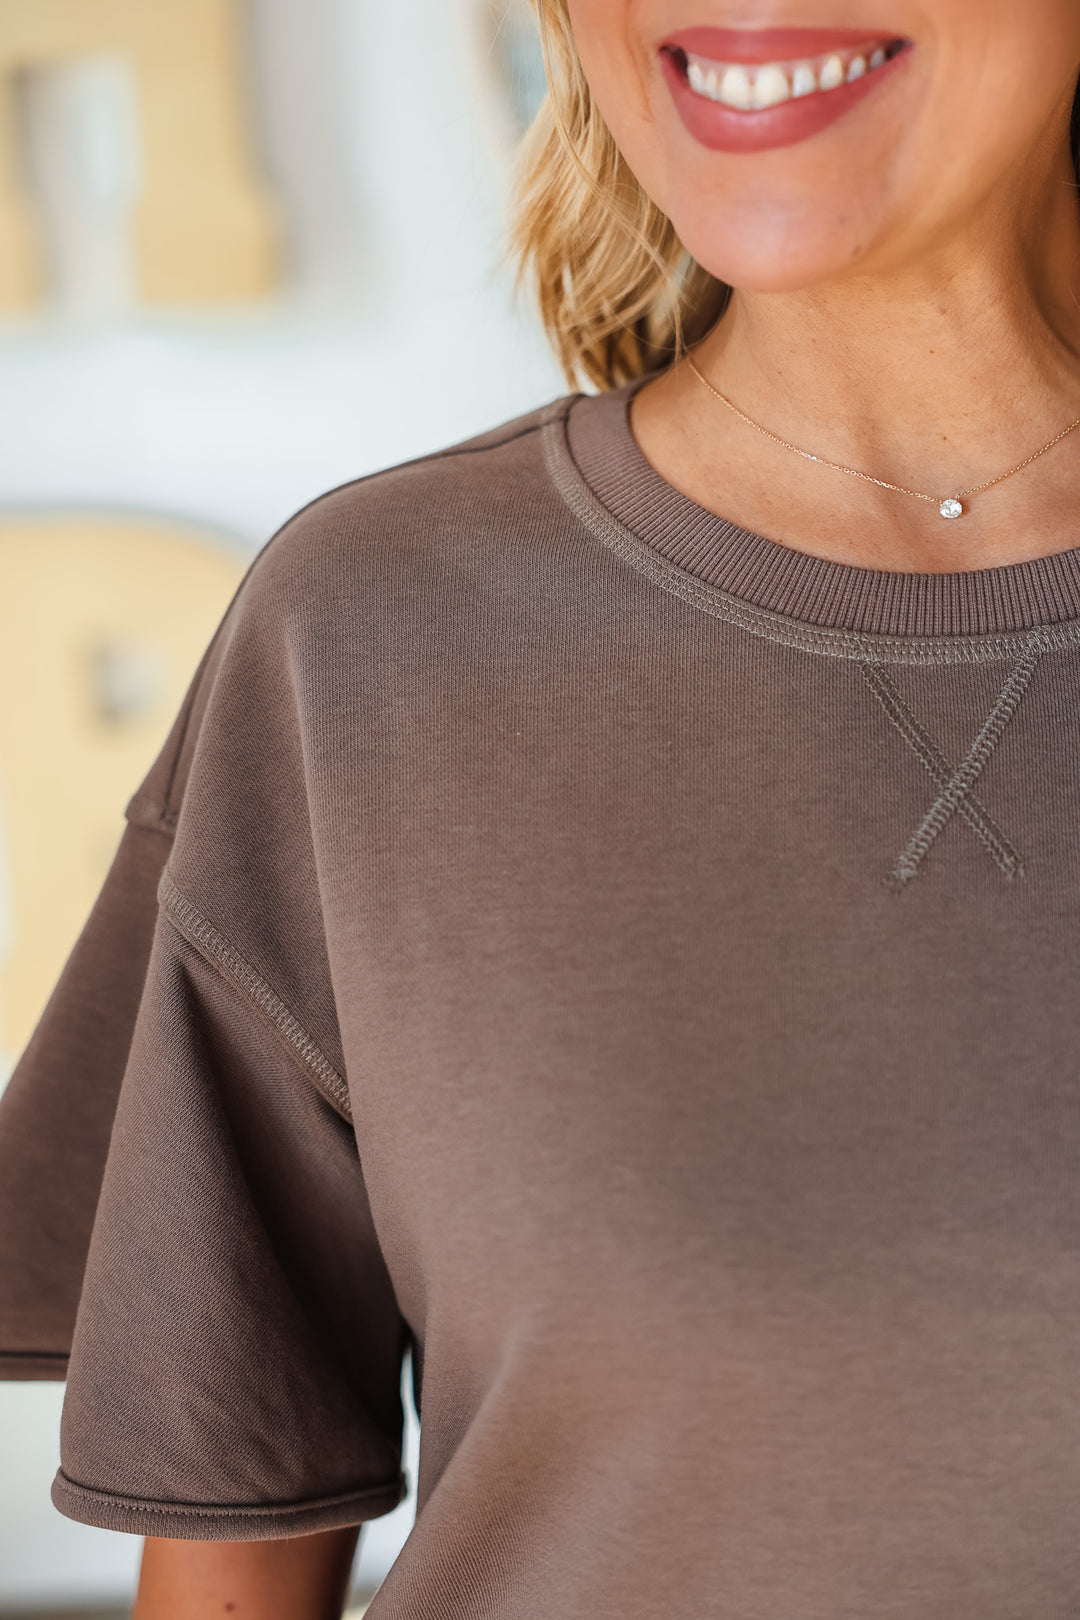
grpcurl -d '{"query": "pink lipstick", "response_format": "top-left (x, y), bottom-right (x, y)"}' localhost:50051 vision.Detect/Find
top-left (660, 26), bottom-right (911, 154)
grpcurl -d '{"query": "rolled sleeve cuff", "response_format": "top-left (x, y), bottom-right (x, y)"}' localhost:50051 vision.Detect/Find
top-left (0, 1350), bottom-right (69, 1381)
top-left (51, 1469), bottom-right (409, 1540)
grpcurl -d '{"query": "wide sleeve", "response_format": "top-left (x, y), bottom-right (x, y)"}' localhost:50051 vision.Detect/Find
top-left (51, 906), bottom-right (408, 1538)
top-left (0, 516), bottom-right (412, 1538)
top-left (0, 605), bottom-right (227, 1381)
top-left (0, 817), bottom-right (173, 1381)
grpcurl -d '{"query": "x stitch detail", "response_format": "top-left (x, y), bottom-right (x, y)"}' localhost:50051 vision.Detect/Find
top-left (860, 635), bottom-right (1046, 888)
top-left (860, 663), bottom-right (1024, 881)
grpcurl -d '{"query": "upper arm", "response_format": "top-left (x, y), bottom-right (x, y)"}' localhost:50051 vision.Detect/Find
top-left (134, 1526), bottom-right (361, 1620)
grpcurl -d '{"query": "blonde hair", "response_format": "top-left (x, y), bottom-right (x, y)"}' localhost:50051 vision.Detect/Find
top-left (510, 0), bottom-right (729, 392)
top-left (512, 8), bottom-right (1080, 394)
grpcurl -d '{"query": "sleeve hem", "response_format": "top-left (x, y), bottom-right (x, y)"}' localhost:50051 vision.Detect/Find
top-left (0, 1350), bottom-right (69, 1381)
top-left (51, 1469), bottom-right (409, 1541)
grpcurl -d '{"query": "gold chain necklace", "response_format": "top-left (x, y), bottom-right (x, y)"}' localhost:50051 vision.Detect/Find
top-left (685, 353), bottom-right (1080, 520)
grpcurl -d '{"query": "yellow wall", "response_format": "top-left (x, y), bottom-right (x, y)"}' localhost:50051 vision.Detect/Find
top-left (0, 0), bottom-right (279, 307)
top-left (0, 518), bottom-right (244, 1058)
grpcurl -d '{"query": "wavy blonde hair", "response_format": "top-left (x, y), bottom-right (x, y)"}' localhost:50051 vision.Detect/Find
top-left (512, 4), bottom-right (1080, 394)
top-left (509, 0), bottom-right (729, 392)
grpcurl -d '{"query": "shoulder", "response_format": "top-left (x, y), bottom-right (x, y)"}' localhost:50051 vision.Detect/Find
top-left (126, 394), bottom-right (582, 829)
top-left (242, 394), bottom-right (581, 614)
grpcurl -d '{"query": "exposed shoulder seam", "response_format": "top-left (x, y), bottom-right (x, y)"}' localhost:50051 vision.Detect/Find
top-left (157, 868), bottom-right (351, 1122)
top-left (300, 413), bottom-right (554, 496)
top-left (420, 418), bottom-right (546, 461)
top-left (123, 405), bottom-right (572, 839)
top-left (268, 406), bottom-right (567, 526)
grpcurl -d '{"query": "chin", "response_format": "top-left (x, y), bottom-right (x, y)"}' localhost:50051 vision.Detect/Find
top-left (673, 211), bottom-right (876, 297)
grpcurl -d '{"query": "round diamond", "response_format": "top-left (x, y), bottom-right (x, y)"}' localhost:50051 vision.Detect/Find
top-left (939, 498), bottom-right (963, 520)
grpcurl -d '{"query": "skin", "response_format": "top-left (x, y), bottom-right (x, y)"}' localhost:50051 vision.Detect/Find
top-left (134, 1527), bottom-right (359, 1620)
top-left (568, 0), bottom-right (1080, 569)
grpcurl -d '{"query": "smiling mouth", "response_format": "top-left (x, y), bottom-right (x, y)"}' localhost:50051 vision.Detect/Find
top-left (665, 36), bottom-right (908, 110)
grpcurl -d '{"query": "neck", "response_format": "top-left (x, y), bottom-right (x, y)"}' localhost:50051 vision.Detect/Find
top-left (690, 143), bottom-right (1080, 502)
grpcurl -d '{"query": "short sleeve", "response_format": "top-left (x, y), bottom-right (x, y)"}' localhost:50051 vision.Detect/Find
top-left (53, 908), bottom-right (408, 1538)
top-left (0, 817), bottom-right (173, 1380)
top-left (0, 517), bottom-right (411, 1538)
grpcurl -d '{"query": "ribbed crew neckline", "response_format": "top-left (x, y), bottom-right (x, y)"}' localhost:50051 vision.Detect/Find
top-left (562, 380), bottom-right (1080, 643)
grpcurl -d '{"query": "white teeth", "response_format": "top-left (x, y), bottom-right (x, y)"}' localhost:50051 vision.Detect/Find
top-left (818, 53), bottom-right (845, 90)
top-left (681, 42), bottom-right (897, 109)
top-left (752, 63), bottom-right (791, 108)
top-left (791, 62), bottom-right (817, 97)
top-left (718, 64), bottom-right (753, 110)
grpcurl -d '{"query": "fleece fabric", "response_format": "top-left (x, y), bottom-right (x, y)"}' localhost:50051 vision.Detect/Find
top-left (3, 381), bottom-right (1080, 1619)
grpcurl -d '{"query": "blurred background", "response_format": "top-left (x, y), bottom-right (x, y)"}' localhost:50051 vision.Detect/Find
top-left (0, 0), bottom-right (561, 1610)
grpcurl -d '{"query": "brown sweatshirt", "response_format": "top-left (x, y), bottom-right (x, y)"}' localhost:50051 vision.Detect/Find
top-left (3, 380), bottom-right (1080, 1619)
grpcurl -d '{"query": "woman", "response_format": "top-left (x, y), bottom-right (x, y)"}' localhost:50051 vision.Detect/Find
top-left (3, 0), bottom-right (1080, 1616)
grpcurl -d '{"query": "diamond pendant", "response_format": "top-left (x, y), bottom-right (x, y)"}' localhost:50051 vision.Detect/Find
top-left (939, 498), bottom-right (964, 520)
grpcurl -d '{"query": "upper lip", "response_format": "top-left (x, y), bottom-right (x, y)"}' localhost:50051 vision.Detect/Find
top-left (660, 25), bottom-right (905, 63)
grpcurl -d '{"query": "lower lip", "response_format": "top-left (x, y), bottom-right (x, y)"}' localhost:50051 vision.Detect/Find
top-left (659, 45), bottom-right (909, 155)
